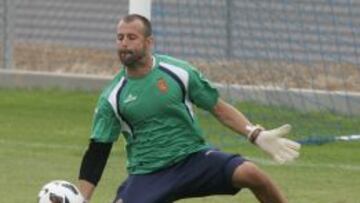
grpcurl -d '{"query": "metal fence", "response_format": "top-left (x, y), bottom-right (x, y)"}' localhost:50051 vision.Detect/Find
top-left (0, 0), bottom-right (359, 94)
top-left (0, 0), bottom-right (359, 136)
top-left (1, 0), bottom-right (359, 66)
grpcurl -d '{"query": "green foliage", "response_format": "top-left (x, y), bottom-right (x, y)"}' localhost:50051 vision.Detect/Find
top-left (0, 89), bottom-right (359, 203)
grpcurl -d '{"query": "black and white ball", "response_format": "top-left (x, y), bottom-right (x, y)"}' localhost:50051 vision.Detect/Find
top-left (38, 180), bottom-right (84, 203)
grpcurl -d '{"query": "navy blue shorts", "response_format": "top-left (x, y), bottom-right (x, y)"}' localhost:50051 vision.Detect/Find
top-left (113, 149), bottom-right (247, 203)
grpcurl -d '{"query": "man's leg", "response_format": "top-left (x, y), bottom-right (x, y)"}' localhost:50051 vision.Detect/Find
top-left (231, 161), bottom-right (288, 203)
top-left (112, 174), bottom-right (174, 203)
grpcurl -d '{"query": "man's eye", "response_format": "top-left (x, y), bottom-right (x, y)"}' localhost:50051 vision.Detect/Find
top-left (128, 35), bottom-right (137, 40)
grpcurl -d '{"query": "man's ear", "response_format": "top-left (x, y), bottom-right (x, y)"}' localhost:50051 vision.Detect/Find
top-left (146, 35), bottom-right (155, 47)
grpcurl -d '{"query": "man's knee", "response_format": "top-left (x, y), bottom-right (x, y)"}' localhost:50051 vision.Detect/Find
top-left (231, 161), bottom-right (270, 188)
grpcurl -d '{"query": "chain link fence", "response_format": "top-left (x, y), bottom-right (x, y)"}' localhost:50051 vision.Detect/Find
top-left (1, 0), bottom-right (359, 142)
top-left (1, 0), bottom-right (359, 91)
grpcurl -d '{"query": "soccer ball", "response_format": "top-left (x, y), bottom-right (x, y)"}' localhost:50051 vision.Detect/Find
top-left (38, 180), bottom-right (85, 203)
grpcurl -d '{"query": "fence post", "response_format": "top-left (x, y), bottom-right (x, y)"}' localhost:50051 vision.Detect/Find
top-left (129, 0), bottom-right (152, 20)
top-left (225, 0), bottom-right (233, 59)
top-left (3, 0), bottom-right (15, 69)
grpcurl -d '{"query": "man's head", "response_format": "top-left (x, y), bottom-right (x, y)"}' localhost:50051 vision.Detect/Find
top-left (116, 14), bottom-right (153, 68)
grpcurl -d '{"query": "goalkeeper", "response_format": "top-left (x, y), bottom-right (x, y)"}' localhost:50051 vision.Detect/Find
top-left (78, 14), bottom-right (301, 203)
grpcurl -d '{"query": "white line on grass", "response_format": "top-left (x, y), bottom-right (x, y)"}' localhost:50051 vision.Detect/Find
top-left (247, 156), bottom-right (360, 171)
top-left (1, 139), bottom-right (360, 171)
top-left (0, 138), bottom-right (83, 150)
top-left (0, 139), bottom-right (123, 153)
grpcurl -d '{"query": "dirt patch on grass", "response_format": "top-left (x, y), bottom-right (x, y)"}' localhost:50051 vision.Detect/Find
top-left (6, 43), bottom-right (360, 92)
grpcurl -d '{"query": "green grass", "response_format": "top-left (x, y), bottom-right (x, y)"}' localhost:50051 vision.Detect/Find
top-left (0, 88), bottom-right (359, 203)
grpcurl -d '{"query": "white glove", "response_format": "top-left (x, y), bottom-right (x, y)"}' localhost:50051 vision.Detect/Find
top-left (248, 124), bottom-right (301, 164)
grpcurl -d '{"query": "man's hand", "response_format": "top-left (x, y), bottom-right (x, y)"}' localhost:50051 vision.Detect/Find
top-left (249, 124), bottom-right (301, 164)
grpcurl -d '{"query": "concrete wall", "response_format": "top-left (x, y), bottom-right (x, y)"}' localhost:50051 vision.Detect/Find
top-left (0, 69), bottom-right (111, 91)
top-left (218, 83), bottom-right (360, 116)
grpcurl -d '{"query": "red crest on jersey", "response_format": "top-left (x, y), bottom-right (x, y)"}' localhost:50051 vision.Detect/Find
top-left (157, 78), bottom-right (168, 93)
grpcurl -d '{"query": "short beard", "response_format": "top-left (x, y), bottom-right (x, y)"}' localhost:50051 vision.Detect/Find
top-left (118, 50), bottom-right (145, 68)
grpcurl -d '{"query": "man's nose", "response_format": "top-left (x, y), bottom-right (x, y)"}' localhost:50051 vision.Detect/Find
top-left (117, 37), bottom-right (129, 47)
top-left (121, 37), bottom-right (131, 46)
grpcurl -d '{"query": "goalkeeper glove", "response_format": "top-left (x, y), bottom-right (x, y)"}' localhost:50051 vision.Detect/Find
top-left (247, 124), bottom-right (301, 164)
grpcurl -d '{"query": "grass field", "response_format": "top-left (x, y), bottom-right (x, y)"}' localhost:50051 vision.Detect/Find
top-left (1, 88), bottom-right (360, 203)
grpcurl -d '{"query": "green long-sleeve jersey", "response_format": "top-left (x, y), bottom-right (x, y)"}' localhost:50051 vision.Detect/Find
top-left (90, 54), bottom-right (219, 174)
